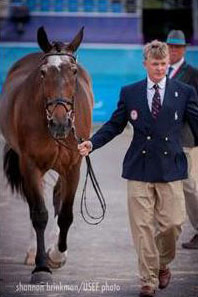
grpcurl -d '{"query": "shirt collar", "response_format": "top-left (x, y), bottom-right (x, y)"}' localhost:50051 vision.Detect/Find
top-left (169, 57), bottom-right (184, 71)
top-left (147, 76), bottom-right (166, 90)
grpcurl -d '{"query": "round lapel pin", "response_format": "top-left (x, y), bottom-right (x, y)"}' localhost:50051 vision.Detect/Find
top-left (130, 109), bottom-right (138, 121)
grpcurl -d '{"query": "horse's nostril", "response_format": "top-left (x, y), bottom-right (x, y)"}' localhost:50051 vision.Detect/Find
top-left (58, 124), bottom-right (65, 134)
top-left (48, 118), bottom-right (72, 139)
top-left (66, 118), bottom-right (72, 128)
top-left (49, 119), bottom-right (56, 128)
top-left (48, 115), bottom-right (74, 138)
top-left (50, 121), bottom-right (63, 132)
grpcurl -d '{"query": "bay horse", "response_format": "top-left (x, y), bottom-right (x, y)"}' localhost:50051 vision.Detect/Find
top-left (0, 27), bottom-right (93, 281)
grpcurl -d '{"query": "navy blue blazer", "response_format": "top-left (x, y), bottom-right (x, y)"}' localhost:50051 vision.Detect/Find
top-left (90, 78), bottom-right (198, 182)
top-left (171, 61), bottom-right (198, 147)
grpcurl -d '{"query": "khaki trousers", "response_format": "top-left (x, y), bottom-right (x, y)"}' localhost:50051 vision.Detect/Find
top-left (183, 147), bottom-right (198, 231)
top-left (127, 180), bottom-right (186, 288)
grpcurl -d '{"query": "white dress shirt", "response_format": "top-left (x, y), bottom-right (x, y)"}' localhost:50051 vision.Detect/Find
top-left (167, 57), bottom-right (184, 78)
top-left (147, 76), bottom-right (166, 111)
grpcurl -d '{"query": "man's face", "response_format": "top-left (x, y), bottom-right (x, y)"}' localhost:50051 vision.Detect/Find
top-left (144, 56), bottom-right (169, 83)
top-left (168, 44), bottom-right (186, 65)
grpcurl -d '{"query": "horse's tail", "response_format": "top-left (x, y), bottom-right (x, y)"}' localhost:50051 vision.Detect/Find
top-left (3, 144), bottom-right (25, 199)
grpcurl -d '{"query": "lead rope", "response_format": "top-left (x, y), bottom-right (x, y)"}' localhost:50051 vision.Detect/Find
top-left (72, 128), bottom-right (107, 225)
top-left (53, 128), bottom-right (106, 225)
top-left (72, 69), bottom-right (106, 224)
top-left (81, 156), bottom-right (107, 224)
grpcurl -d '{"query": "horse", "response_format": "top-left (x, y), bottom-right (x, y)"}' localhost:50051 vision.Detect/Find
top-left (0, 26), bottom-right (93, 282)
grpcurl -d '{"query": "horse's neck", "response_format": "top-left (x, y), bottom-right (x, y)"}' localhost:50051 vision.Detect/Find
top-left (74, 71), bottom-right (93, 140)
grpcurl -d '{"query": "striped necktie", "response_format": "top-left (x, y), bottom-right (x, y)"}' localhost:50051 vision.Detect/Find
top-left (151, 84), bottom-right (161, 119)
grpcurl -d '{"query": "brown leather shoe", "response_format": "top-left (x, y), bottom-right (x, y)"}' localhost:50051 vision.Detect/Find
top-left (159, 268), bottom-right (171, 289)
top-left (139, 286), bottom-right (155, 297)
top-left (182, 234), bottom-right (198, 249)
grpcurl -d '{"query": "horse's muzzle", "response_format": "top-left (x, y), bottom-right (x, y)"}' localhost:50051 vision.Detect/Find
top-left (48, 117), bottom-right (72, 139)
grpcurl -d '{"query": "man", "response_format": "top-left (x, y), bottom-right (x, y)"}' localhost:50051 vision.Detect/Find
top-left (78, 40), bottom-right (198, 297)
top-left (167, 29), bottom-right (198, 249)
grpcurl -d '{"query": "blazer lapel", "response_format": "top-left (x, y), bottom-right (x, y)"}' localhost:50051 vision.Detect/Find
top-left (173, 61), bottom-right (188, 80)
top-left (159, 78), bottom-right (170, 114)
top-left (141, 79), bottom-right (155, 123)
top-left (156, 79), bottom-right (176, 127)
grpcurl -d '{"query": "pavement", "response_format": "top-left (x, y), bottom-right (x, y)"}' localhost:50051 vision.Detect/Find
top-left (0, 127), bottom-right (198, 297)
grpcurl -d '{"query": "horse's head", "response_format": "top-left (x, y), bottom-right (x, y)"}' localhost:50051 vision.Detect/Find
top-left (37, 26), bottom-right (84, 139)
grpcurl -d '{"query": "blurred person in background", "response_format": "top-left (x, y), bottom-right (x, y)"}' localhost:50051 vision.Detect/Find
top-left (167, 29), bottom-right (198, 249)
top-left (10, 1), bottom-right (30, 34)
top-left (0, 0), bottom-right (10, 33)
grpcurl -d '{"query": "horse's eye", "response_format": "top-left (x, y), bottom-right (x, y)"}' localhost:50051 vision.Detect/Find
top-left (72, 68), bottom-right (77, 75)
top-left (41, 69), bottom-right (46, 78)
top-left (40, 65), bottom-right (47, 78)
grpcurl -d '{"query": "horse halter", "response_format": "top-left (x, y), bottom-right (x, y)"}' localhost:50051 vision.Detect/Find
top-left (41, 52), bottom-right (77, 129)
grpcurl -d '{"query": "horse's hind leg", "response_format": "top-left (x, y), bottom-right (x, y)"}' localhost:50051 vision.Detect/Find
top-left (48, 165), bottom-right (80, 268)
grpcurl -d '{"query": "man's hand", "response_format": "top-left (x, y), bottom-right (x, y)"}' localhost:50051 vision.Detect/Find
top-left (78, 140), bottom-right (93, 156)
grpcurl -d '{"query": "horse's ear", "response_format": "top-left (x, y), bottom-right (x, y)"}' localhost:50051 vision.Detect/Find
top-left (37, 26), bottom-right (52, 53)
top-left (67, 27), bottom-right (84, 52)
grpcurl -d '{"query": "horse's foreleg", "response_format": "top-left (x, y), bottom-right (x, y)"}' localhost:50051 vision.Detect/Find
top-left (58, 201), bottom-right (73, 252)
top-left (30, 203), bottom-right (50, 273)
top-left (48, 165), bottom-right (80, 268)
top-left (25, 170), bottom-right (59, 266)
top-left (24, 223), bottom-right (36, 265)
top-left (58, 166), bottom-right (80, 252)
top-left (47, 200), bottom-right (72, 268)
top-left (20, 159), bottom-right (51, 276)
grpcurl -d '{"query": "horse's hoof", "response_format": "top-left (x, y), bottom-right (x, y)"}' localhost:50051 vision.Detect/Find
top-left (24, 250), bottom-right (36, 266)
top-left (32, 266), bottom-right (52, 274)
top-left (47, 246), bottom-right (67, 269)
top-left (31, 271), bottom-right (52, 284)
top-left (31, 267), bottom-right (52, 284)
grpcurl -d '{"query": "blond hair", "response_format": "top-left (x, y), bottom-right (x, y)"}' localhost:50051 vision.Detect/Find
top-left (144, 40), bottom-right (169, 60)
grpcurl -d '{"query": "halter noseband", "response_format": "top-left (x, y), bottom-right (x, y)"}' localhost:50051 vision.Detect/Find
top-left (45, 97), bottom-right (73, 109)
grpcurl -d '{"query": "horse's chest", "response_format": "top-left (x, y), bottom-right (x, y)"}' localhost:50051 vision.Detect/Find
top-left (53, 148), bottom-right (81, 173)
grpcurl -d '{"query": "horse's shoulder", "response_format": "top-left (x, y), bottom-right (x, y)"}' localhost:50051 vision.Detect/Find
top-left (8, 52), bottom-right (42, 76)
top-left (4, 52), bottom-right (43, 91)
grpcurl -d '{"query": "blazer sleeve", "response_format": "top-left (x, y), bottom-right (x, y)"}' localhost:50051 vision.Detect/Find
top-left (186, 86), bottom-right (198, 145)
top-left (90, 87), bottom-right (128, 151)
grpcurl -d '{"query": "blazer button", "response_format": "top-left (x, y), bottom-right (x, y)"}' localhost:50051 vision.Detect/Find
top-left (142, 150), bottom-right (146, 154)
top-left (165, 137), bottom-right (169, 141)
top-left (164, 151), bottom-right (168, 155)
top-left (147, 136), bottom-right (151, 140)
